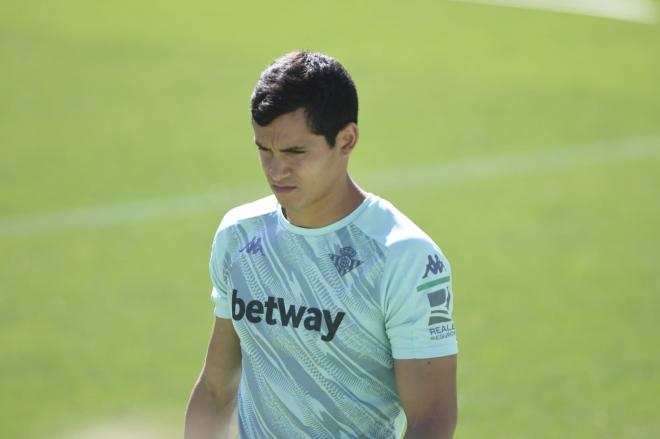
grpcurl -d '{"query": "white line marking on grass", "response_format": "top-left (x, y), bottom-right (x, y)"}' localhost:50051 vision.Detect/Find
top-left (1, 136), bottom-right (659, 238)
top-left (360, 136), bottom-right (660, 190)
top-left (452, 0), bottom-right (658, 23)
top-left (0, 185), bottom-right (266, 237)
top-left (57, 416), bottom-right (178, 439)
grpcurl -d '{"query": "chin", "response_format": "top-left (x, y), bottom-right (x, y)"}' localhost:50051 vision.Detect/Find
top-left (275, 195), bottom-right (311, 215)
top-left (272, 192), bottom-right (297, 208)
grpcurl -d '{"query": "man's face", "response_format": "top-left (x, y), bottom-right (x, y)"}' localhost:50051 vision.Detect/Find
top-left (252, 108), bottom-right (349, 220)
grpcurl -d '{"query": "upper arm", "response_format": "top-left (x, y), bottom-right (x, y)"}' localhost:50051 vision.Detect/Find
top-left (394, 354), bottom-right (457, 438)
top-left (382, 239), bottom-right (457, 360)
top-left (382, 238), bottom-right (459, 436)
top-left (200, 317), bottom-right (242, 397)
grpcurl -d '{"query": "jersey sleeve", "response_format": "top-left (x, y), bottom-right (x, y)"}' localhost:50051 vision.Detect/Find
top-left (382, 238), bottom-right (457, 359)
top-left (209, 216), bottom-right (234, 319)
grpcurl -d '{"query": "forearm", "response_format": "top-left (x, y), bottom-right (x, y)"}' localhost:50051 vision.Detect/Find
top-left (404, 417), bottom-right (456, 439)
top-left (184, 377), bottom-right (236, 439)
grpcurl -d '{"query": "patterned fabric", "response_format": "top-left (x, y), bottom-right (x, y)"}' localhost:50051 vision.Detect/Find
top-left (210, 193), bottom-right (457, 438)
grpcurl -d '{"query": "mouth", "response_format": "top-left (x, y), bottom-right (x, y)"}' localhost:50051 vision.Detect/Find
top-left (271, 184), bottom-right (296, 194)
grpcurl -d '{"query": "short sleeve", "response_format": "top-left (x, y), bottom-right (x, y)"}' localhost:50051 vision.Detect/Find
top-left (209, 218), bottom-right (234, 319)
top-left (382, 239), bottom-right (457, 359)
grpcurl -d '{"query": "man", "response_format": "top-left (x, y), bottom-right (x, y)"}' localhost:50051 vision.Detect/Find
top-left (185, 51), bottom-right (457, 439)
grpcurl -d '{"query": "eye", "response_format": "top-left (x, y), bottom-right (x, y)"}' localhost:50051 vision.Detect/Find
top-left (256, 145), bottom-right (270, 152)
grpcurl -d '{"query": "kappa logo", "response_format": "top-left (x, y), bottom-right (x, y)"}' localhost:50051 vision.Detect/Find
top-left (240, 236), bottom-right (264, 255)
top-left (422, 254), bottom-right (444, 279)
top-left (329, 246), bottom-right (362, 276)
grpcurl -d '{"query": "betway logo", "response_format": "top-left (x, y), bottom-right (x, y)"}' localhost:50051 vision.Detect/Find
top-left (232, 289), bottom-right (345, 342)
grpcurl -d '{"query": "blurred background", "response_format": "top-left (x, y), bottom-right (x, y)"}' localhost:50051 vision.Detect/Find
top-left (1, 0), bottom-right (659, 437)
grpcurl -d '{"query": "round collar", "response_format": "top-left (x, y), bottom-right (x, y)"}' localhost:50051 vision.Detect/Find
top-left (277, 193), bottom-right (375, 236)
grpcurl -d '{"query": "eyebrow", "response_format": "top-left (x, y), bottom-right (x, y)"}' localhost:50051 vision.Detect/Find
top-left (254, 141), bottom-right (306, 152)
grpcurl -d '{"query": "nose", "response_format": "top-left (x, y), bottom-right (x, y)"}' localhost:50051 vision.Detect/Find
top-left (263, 154), bottom-right (290, 181)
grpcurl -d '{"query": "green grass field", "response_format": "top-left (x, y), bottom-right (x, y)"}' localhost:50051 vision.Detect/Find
top-left (2, 1), bottom-right (660, 437)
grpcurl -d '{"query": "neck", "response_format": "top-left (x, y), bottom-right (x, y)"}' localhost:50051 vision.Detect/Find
top-left (284, 177), bottom-right (366, 228)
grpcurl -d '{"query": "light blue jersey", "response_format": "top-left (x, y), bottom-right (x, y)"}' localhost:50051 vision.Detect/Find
top-left (210, 193), bottom-right (457, 438)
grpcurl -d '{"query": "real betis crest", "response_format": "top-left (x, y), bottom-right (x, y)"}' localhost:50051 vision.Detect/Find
top-left (329, 246), bottom-right (362, 276)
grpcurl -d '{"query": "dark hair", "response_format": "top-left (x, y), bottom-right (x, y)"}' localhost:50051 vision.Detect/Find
top-left (251, 51), bottom-right (358, 147)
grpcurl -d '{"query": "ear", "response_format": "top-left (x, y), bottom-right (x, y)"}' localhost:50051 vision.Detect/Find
top-left (335, 122), bottom-right (359, 157)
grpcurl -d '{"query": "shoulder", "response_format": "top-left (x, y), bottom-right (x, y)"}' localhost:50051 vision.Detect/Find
top-left (216, 195), bottom-right (278, 232)
top-left (356, 195), bottom-right (450, 291)
top-left (355, 195), bottom-right (440, 254)
top-left (212, 195), bottom-right (278, 248)
top-left (210, 195), bottom-right (278, 265)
